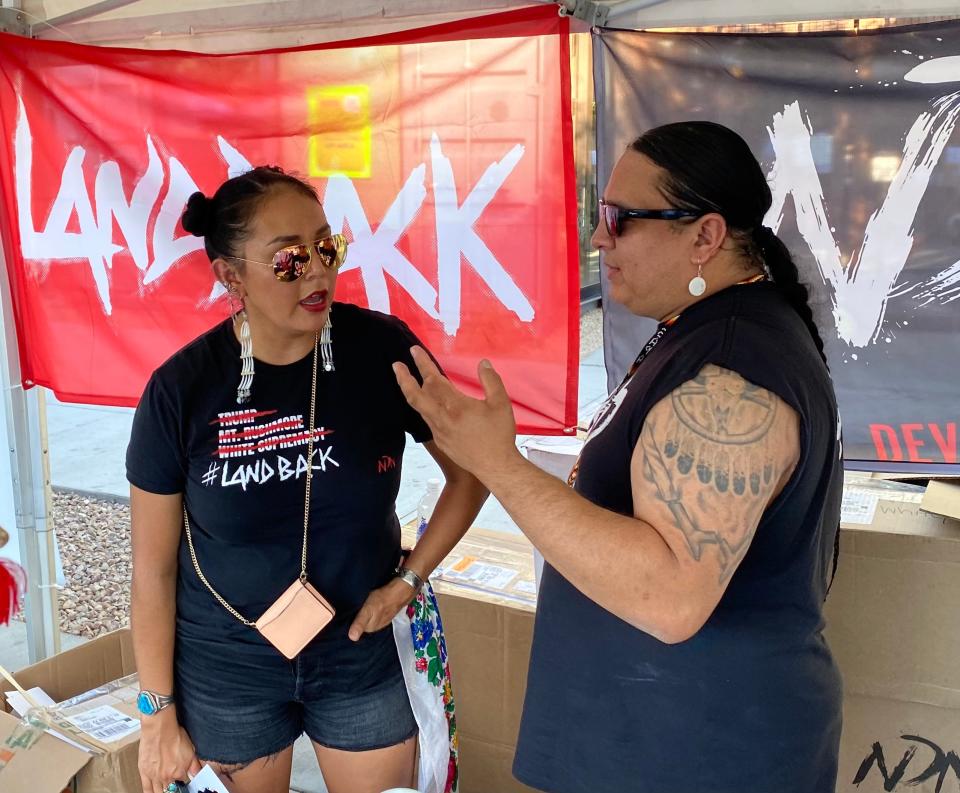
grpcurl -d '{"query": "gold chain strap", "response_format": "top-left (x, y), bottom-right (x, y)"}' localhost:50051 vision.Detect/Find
top-left (183, 509), bottom-right (255, 626)
top-left (183, 334), bottom-right (319, 627)
top-left (300, 333), bottom-right (318, 581)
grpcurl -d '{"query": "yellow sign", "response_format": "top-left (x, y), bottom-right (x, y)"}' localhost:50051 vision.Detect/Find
top-left (307, 85), bottom-right (372, 179)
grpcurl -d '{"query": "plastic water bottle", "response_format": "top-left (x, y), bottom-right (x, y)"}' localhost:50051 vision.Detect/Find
top-left (416, 478), bottom-right (443, 541)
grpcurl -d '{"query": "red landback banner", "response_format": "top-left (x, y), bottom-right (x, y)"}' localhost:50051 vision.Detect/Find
top-left (0, 6), bottom-right (578, 434)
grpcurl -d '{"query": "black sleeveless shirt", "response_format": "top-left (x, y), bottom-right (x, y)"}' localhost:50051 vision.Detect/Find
top-left (514, 282), bottom-right (843, 793)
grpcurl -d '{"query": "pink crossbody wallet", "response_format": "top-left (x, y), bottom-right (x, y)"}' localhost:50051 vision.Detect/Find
top-left (255, 579), bottom-right (336, 660)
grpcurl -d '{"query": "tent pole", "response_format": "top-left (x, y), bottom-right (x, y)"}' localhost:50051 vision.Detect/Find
top-left (39, 0), bottom-right (142, 31)
top-left (36, 387), bottom-right (61, 656)
top-left (0, 226), bottom-right (59, 662)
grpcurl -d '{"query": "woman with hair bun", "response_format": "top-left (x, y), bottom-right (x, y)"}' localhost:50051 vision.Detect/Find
top-left (127, 166), bottom-right (487, 793)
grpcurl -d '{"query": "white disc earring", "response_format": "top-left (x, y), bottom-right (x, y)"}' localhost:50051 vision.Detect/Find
top-left (688, 263), bottom-right (707, 297)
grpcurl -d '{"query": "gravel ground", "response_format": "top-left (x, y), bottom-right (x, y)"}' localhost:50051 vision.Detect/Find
top-left (53, 491), bottom-right (132, 638)
top-left (42, 309), bottom-right (605, 639)
top-left (580, 306), bottom-right (603, 357)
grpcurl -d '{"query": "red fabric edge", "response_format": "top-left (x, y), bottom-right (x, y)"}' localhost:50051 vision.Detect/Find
top-left (261, 4), bottom-right (562, 54)
top-left (43, 389), bottom-right (138, 407)
top-left (558, 15), bottom-right (581, 435)
top-left (0, 136), bottom-right (34, 394)
top-left (507, 13), bottom-right (577, 437)
top-left (0, 5), bottom-right (560, 58)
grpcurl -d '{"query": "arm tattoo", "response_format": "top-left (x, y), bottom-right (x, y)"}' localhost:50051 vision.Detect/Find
top-left (641, 366), bottom-right (783, 584)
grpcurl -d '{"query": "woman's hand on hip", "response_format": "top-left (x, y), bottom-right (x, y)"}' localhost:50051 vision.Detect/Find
top-left (348, 578), bottom-right (417, 642)
top-left (138, 707), bottom-right (203, 793)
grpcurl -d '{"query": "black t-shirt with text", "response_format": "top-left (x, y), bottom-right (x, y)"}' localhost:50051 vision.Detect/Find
top-left (126, 303), bottom-right (432, 645)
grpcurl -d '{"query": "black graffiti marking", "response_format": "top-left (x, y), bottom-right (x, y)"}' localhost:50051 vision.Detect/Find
top-left (853, 742), bottom-right (918, 791)
top-left (853, 735), bottom-right (960, 793)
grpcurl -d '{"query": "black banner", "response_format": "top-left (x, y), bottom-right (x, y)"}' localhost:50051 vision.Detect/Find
top-left (595, 22), bottom-right (960, 472)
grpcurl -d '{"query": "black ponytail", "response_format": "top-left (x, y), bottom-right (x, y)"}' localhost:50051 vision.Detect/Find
top-left (631, 122), bottom-right (829, 368)
top-left (754, 226), bottom-right (829, 367)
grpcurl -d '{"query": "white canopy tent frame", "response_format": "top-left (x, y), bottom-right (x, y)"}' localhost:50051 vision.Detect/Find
top-left (8, 0), bottom-right (959, 51)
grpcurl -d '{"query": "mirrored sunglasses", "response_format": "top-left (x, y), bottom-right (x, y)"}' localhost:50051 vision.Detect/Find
top-left (235, 234), bottom-right (348, 282)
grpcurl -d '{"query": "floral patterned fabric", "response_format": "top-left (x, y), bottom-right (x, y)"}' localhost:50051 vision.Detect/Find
top-left (406, 581), bottom-right (459, 793)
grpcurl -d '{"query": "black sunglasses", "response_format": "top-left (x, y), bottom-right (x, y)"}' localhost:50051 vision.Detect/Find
top-left (599, 199), bottom-right (701, 238)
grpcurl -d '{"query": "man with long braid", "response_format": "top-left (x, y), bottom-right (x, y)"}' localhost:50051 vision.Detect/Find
top-left (395, 121), bottom-right (844, 793)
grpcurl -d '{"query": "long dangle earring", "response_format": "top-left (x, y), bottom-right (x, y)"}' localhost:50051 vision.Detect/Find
top-left (237, 313), bottom-right (255, 404)
top-left (230, 287), bottom-right (254, 404)
top-left (320, 315), bottom-right (334, 372)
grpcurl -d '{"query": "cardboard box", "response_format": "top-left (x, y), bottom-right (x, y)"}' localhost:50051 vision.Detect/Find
top-left (437, 593), bottom-right (537, 793)
top-left (0, 629), bottom-right (140, 793)
top-left (0, 710), bottom-right (90, 793)
top-left (841, 475), bottom-right (960, 539)
top-left (827, 479), bottom-right (960, 793)
top-left (428, 477), bottom-right (960, 793)
top-left (921, 479), bottom-right (960, 522)
top-left (403, 521), bottom-right (537, 611)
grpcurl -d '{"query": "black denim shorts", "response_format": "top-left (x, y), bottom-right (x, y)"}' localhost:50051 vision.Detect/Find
top-left (173, 624), bottom-right (417, 766)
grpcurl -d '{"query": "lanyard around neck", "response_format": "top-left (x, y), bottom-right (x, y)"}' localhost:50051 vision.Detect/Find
top-left (568, 273), bottom-right (767, 487)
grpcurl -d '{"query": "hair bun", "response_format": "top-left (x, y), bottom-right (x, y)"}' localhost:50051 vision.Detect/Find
top-left (181, 191), bottom-right (213, 237)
